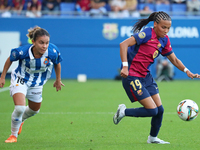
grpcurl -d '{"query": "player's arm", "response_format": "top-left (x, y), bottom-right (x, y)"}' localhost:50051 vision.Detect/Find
top-left (0, 57), bottom-right (13, 88)
top-left (120, 36), bottom-right (137, 78)
top-left (53, 63), bottom-right (65, 91)
top-left (167, 53), bottom-right (200, 79)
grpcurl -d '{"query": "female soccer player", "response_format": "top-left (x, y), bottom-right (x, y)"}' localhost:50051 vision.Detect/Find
top-left (0, 26), bottom-right (64, 143)
top-left (113, 11), bottom-right (200, 144)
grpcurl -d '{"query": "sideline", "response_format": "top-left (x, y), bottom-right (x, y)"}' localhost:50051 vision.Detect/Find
top-left (0, 87), bottom-right (9, 93)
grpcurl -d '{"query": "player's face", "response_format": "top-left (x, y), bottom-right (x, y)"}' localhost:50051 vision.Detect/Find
top-left (32, 35), bottom-right (49, 56)
top-left (154, 19), bottom-right (171, 39)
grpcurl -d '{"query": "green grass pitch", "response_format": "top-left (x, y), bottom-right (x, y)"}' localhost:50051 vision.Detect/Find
top-left (0, 79), bottom-right (200, 150)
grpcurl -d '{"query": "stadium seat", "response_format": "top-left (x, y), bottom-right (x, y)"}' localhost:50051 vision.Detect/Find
top-left (171, 4), bottom-right (186, 16)
top-left (138, 3), bottom-right (155, 11)
top-left (60, 2), bottom-right (76, 16)
top-left (104, 4), bottom-right (111, 11)
top-left (155, 4), bottom-right (171, 12)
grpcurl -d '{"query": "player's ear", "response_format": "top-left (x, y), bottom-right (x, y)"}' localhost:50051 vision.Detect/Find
top-left (154, 21), bottom-right (157, 28)
top-left (32, 40), bottom-right (35, 45)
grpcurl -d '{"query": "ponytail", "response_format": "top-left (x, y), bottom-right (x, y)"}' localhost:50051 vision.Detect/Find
top-left (132, 11), bottom-right (171, 33)
top-left (26, 26), bottom-right (50, 41)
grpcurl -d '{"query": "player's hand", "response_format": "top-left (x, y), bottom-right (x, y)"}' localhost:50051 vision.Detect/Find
top-left (53, 80), bottom-right (65, 91)
top-left (120, 66), bottom-right (129, 78)
top-left (0, 78), bottom-right (5, 88)
top-left (186, 71), bottom-right (200, 79)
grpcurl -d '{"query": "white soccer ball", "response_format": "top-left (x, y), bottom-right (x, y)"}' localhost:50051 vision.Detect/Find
top-left (177, 99), bottom-right (199, 121)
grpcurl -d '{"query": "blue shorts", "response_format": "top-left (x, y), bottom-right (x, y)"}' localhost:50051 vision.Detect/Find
top-left (122, 73), bottom-right (159, 103)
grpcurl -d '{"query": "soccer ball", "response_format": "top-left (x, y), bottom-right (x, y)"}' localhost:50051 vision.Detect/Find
top-left (177, 99), bottom-right (199, 121)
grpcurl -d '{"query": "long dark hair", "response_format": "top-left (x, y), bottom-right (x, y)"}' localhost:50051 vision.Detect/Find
top-left (132, 11), bottom-right (171, 33)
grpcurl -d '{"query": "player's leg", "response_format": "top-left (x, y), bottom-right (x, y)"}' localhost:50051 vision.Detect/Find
top-left (18, 100), bottom-right (41, 136)
top-left (125, 97), bottom-right (158, 117)
top-left (113, 77), bottom-right (158, 124)
top-left (5, 75), bottom-right (27, 143)
top-left (5, 93), bottom-right (26, 143)
top-left (22, 100), bottom-right (41, 122)
top-left (147, 88), bottom-right (169, 144)
top-left (21, 86), bottom-right (42, 124)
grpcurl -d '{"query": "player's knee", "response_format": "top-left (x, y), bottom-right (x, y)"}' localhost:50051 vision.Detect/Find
top-left (28, 106), bottom-right (40, 116)
top-left (157, 105), bottom-right (164, 115)
top-left (12, 105), bottom-right (26, 120)
top-left (13, 105), bottom-right (26, 116)
top-left (147, 107), bottom-right (158, 116)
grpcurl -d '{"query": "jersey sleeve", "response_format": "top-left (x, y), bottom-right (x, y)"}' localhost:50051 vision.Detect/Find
top-left (161, 36), bottom-right (173, 56)
top-left (49, 43), bottom-right (63, 65)
top-left (133, 28), bottom-right (152, 45)
top-left (10, 48), bottom-right (21, 61)
top-left (54, 52), bottom-right (63, 65)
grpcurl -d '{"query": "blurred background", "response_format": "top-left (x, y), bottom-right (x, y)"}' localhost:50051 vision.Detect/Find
top-left (0, 0), bottom-right (200, 80)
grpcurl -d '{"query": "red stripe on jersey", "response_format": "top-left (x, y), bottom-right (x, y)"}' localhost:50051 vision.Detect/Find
top-left (130, 86), bottom-right (138, 101)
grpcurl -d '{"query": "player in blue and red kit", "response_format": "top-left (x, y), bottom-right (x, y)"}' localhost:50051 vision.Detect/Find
top-left (0, 26), bottom-right (64, 143)
top-left (113, 11), bottom-right (200, 144)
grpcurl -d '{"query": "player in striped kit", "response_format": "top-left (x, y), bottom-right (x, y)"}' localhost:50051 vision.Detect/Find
top-left (0, 26), bottom-right (64, 143)
top-left (113, 11), bottom-right (200, 144)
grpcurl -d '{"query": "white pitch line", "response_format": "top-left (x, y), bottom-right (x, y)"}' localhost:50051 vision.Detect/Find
top-left (40, 112), bottom-right (115, 115)
top-left (0, 87), bottom-right (9, 93)
top-left (39, 112), bottom-right (177, 115)
top-left (0, 112), bottom-right (177, 115)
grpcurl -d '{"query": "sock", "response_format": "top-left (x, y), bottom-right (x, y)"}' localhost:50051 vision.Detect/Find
top-left (22, 106), bottom-right (40, 122)
top-left (11, 105), bottom-right (26, 137)
top-left (125, 107), bottom-right (158, 117)
top-left (150, 105), bottom-right (164, 137)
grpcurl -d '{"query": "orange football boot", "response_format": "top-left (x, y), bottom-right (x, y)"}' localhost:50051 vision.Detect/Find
top-left (5, 135), bottom-right (17, 143)
top-left (18, 122), bottom-right (24, 135)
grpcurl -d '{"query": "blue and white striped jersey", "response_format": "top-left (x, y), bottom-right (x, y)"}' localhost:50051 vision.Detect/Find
top-left (10, 43), bottom-right (63, 87)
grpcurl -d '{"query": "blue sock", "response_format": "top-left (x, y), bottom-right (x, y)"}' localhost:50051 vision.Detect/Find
top-left (150, 105), bottom-right (164, 137)
top-left (125, 107), bottom-right (158, 117)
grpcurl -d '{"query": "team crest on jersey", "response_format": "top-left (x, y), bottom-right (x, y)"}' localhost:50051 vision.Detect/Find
top-left (157, 43), bottom-right (161, 49)
top-left (137, 89), bottom-right (143, 96)
top-left (153, 50), bottom-right (159, 59)
top-left (102, 23), bottom-right (119, 40)
top-left (43, 58), bottom-right (49, 65)
top-left (138, 32), bottom-right (146, 39)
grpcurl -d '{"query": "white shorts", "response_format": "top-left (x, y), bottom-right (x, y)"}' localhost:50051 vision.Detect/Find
top-left (10, 74), bottom-right (43, 103)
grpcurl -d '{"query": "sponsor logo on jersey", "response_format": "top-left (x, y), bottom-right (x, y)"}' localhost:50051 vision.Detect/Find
top-left (153, 50), bottom-right (159, 59)
top-left (138, 32), bottom-right (146, 39)
top-left (44, 58), bottom-right (49, 65)
top-left (137, 89), bottom-right (143, 96)
top-left (102, 23), bottom-right (119, 40)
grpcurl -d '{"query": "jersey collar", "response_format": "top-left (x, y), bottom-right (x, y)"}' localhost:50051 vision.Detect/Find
top-left (28, 45), bottom-right (48, 59)
top-left (28, 45), bottom-right (34, 59)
